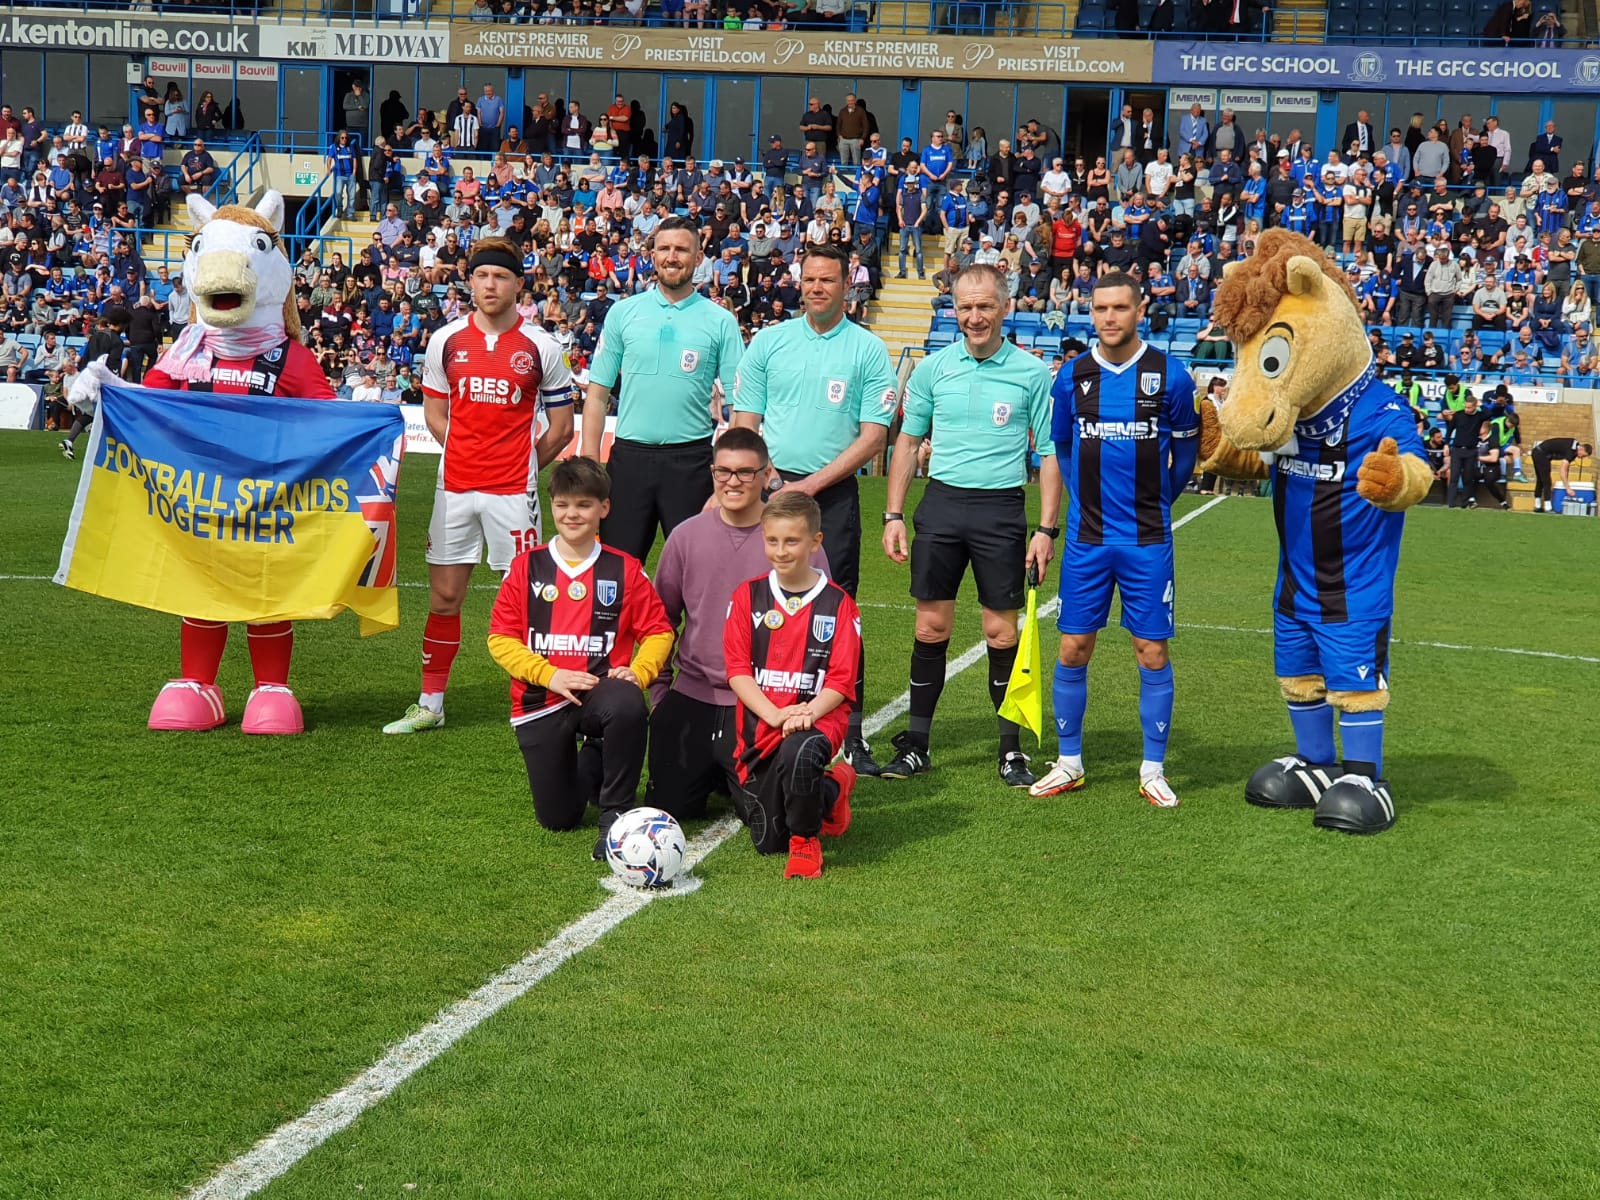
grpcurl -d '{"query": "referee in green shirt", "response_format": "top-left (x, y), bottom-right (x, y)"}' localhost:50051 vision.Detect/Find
top-left (583, 215), bottom-right (745, 561)
top-left (732, 242), bottom-right (900, 775)
top-left (878, 263), bottom-right (1061, 788)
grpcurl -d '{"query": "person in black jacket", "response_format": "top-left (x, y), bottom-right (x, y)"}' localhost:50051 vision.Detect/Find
top-left (1483, 0), bottom-right (1533, 44)
top-left (1148, 0), bottom-right (1175, 30)
top-left (123, 295), bottom-right (163, 382)
top-left (58, 306), bottom-right (128, 461)
top-left (1445, 393), bottom-right (1490, 507)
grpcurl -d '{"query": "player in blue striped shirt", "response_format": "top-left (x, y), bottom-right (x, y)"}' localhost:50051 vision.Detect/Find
top-left (1031, 272), bottom-right (1199, 808)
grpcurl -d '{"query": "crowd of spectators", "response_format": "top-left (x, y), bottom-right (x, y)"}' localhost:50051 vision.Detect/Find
top-left (0, 76), bottom-right (228, 425)
top-left (9, 66), bottom-right (1600, 426)
top-left (918, 104), bottom-right (1600, 393)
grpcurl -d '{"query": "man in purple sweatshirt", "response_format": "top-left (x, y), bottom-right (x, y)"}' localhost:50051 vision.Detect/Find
top-left (644, 427), bottom-right (829, 820)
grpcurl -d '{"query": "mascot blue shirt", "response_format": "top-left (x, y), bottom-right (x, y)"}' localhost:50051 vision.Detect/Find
top-left (1270, 358), bottom-right (1424, 625)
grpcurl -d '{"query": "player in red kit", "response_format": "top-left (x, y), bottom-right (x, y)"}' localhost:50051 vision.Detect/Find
top-left (385, 237), bottom-right (575, 734)
top-left (724, 492), bottom-right (862, 879)
top-left (487, 458), bottom-right (674, 856)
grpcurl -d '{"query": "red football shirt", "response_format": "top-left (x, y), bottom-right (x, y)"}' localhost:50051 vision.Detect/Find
top-left (421, 314), bottom-right (573, 495)
top-left (143, 338), bottom-right (335, 399)
top-left (724, 570), bottom-right (861, 778)
top-left (489, 541), bottom-right (671, 724)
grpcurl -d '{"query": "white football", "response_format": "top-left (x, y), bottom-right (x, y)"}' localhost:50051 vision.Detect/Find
top-left (603, 807), bottom-right (687, 889)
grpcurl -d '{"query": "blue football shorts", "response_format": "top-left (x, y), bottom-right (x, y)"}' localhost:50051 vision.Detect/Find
top-left (1055, 540), bottom-right (1175, 640)
top-left (1273, 612), bottom-right (1391, 693)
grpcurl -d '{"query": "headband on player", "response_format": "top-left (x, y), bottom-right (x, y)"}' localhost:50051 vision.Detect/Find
top-left (468, 247), bottom-right (522, 277)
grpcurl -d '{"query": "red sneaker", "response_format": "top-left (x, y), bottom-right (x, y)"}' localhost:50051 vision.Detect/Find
top-left (784, 835), bottom-right (823, 879)
top-left (821, 760), bottom-right (856, 836)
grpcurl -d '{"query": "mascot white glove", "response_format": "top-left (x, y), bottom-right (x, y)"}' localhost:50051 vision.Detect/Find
top-left (67, 356), bottom-right (121, 415)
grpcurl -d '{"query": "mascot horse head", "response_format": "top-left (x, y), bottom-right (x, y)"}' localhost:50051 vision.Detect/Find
top-left (183, 190), bottom-right (299, 339)
top-left (1209, 228), bottom-right (1369, 452)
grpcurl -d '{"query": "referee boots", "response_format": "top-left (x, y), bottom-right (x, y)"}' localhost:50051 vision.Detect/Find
top-left (841, 734), bottom-right (882, 777)
top-left (878, 732), bottom-right (931, 781)
top-left (998, 751), bottom-right (1036, 789)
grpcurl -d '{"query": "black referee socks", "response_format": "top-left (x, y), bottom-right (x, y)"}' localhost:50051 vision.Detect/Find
top-left (907, 637), bottom-right (950, 750)
top-left (988, 644), bottom-right (1021, 756)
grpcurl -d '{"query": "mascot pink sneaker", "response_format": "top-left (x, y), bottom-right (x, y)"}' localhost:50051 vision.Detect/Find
top-left (241, 685), bottom-right (305, 736)
top-left (148, 680), bottom-right (227, 732)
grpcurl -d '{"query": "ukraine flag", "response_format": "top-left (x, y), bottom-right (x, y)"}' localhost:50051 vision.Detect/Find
top-left (55, 383), bottom-right (406, 634)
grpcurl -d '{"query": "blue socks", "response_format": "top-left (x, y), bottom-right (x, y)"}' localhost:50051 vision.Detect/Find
top-left (1052, 662), bottom-right (1088, 756)
top-left (1287, 700), bottom-right (1337, 764)
top-left (1137, 663), bottom-right (1174, 765)
top-left (1339, 711), bottom-right (1385, 779)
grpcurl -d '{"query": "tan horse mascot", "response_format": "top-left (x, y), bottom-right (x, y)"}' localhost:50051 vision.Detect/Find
top-left (1198, 228), bottom-right (1432, 833)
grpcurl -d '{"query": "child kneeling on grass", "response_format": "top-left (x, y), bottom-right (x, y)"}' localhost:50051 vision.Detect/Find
top-left (487, 457), bottom-right (674, 858)
top-left (723, 492), bottom-right (862, 880)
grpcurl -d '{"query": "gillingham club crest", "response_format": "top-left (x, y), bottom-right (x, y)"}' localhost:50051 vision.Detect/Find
top-left (812, 615), bottom-right (836, 642)
top-left (596, 579), bottom-right (617, 607)
top-left (1140, 372), bottom-right (1162, 397)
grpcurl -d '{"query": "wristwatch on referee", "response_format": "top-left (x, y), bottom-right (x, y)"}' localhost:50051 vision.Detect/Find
top-left (1034, 525), bottom-right (1060, 539)
top-left (883, 512), bottom-right (905, 525)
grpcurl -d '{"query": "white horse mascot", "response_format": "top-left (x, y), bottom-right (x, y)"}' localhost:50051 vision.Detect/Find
top-left (69, 190), bottom-right (338, 733)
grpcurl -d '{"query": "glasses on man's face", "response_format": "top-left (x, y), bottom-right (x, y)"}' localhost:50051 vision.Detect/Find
top-left (710, 465), bottom-right (762, 483)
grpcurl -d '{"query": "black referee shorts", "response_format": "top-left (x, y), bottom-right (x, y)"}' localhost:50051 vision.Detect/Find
top-left (910, 479), bottom-right (1028, 612)
top-left (778, 470), bottom-right (862, 596)
top-left (643, 689), bottom-right (738, 821)
top-left (601, 437), bottom-right (714, 562)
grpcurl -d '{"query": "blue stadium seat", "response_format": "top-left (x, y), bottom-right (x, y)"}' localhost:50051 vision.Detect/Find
top-left (1327, 11), bottom-right (1359, 34)
top-left (1443, 17), bottom-right (1474, 35)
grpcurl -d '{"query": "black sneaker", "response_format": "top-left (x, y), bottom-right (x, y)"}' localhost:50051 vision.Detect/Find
top-left (593, 812), bottom-right (618, 862)
top-left (59, 439), bottom-right (73, 460)
top-left (841, 734), bottom-right (881, 777)
top-left (878, 731), bottom-right (930, 780)
top-left (998, 751), bottom-right (1035, 788)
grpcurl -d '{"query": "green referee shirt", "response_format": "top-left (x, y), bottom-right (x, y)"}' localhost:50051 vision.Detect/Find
top-left (589, 289), bottom-right (744, 444)
top-left (732, 315), bottom-right (899, 475)
top-left (901, 338), bottom-right (1054, 489)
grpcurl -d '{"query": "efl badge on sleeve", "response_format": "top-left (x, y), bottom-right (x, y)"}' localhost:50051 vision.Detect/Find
top-left (826, 379), bottom-right (847, 405)
top-left (812, 615), bottom-right (836, 642)
top-left (596, 579), bottom-right (617, 606)
top-left (992, 401), bottom-right (1012, 426)
top-left (680, 349), bottom-right (700, 373)
top-left (1140, 372), bottom-right (1162, 397)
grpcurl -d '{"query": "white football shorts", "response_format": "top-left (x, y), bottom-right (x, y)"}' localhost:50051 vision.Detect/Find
top-left (426, 488), bottom-right (542, 573)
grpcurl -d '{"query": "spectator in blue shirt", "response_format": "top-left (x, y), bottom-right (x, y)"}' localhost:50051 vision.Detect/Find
top-left (328, 130), bottom-right (358, 219)
top-left (920, 129), bottom-right (955, 210)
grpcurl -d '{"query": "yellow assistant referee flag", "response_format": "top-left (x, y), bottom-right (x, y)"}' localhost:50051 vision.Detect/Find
top-left (998, 584), bottom-right (1043, 744)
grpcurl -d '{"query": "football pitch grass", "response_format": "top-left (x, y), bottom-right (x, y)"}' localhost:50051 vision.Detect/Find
top-left (5, 429), bottom-right (1599, 1199)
